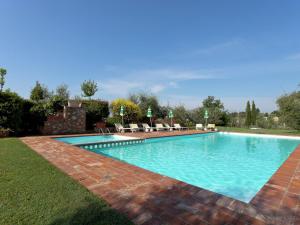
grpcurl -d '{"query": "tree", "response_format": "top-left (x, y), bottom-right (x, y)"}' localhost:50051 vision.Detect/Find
top-left (110, 98), bottom-right (141, 123)
top-left (81, 100), bottom-right (110, 130)
top-left (173, 105), bottom-right (193, 127)
top-left (56, 84), bottom-right (70, 101)
top-left (251, 101), bottom-right (257, 125)
top-left (0, 67), bottom-right (7, 92)
top-left (30, 81), bottom-right (51, 102)
top-left (201, 96), bottom-right (225, 125)
top-left (0, 90), bottom-right (23, 131)
top-left (81, 80), bottom-right (98, 99)
top-left (0, 90), bottom-right (47, 134)
top-left (245, 101), bottom-right (251, 127)
top-left (277, 91), bottom-right (300, 130)
top-left (128, 92), bottom-right (161, 120)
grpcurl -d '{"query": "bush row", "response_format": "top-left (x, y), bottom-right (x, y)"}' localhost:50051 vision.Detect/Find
top-left (0, 90), bottom-right (109, 135)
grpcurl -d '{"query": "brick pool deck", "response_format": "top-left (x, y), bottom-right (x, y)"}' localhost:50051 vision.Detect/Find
top-left (21, 131), bottom-right (300, 225)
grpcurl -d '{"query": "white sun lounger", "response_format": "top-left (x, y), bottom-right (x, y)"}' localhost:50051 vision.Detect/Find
top-left (129, 124), bottom-right (140, 132)
top-left (196, 124), bottom-right (204, 130)
top-left (207, 124), bottom-right (218, 131)
top-left (174, 123), bottom-right (189, 130)
top-left (114, 123), bottom-right (132, 133)
top-left (142, 123), bottom-right (151, 132)
top-left (164, 123), bottom-right (175, 131)
top-left (155, 124), bottom-right (166, 131)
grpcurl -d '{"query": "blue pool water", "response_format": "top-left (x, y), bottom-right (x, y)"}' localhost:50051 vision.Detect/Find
top-left (55, 135), bottom-right (136, 145)
top-left (85, 133), bottom-right (299, 202)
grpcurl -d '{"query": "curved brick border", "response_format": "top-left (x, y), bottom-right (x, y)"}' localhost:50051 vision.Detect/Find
top-left (21, 131), bottom-right (300, 225)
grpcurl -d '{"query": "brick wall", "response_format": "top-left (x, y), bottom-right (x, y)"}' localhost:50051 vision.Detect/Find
top-left (42, 106), bottom-right (86, 135)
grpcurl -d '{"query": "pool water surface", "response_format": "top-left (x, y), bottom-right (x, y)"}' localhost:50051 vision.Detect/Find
top-left (87, 132), bottom-right (300, 202)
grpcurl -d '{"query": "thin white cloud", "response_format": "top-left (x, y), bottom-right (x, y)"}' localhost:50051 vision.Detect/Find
top-left (194, 39), bottom-right (243, 55)
top-left (131, 68), bottom-right (223, 81)
top-left (150, 84), bottom-right (165, 94)
top-left (286, 53), bottom-right (300, 60)
top-left (169, 81), bottom-right (178, 88)
top-left (100, 67), bottom-right (225, 97)
top-left (102, 80), bottom-right (142, 96)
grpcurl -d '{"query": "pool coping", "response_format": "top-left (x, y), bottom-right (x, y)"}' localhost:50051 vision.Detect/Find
top-left (21, 131), bottom-right (300, 225)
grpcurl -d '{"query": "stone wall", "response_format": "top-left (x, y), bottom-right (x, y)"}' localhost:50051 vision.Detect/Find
top-left (42, 105), bottom-right (86, 135)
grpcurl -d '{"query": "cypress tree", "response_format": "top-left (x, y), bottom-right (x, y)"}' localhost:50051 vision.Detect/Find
top-left (251, 101), bottom-right (257, 125)
top-left (245, 101), bottom-right (251, 127)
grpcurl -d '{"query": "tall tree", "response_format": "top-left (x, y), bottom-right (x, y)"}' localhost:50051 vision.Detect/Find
top-left (245, 101), bottom-right (251, 127)
top-left (81, 80), bottom-right (98, 99)
top-left (251, 101), bottom-right (257, 125)
top-left (201, 96), bottom-right (225, 125)
top-left (277, 91), bottom-right (300, 130)
top-left (56, 84), bottom-right (70, 101)
top-left (0, 67), bottom-right (7, 92)
top-left (30, 81), bottom-right (51, 102)
top-left (128, 92), bottom-right (161, 120)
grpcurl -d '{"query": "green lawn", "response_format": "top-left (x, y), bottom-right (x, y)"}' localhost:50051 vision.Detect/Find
top-left (218, 126), bottom-right (300, 136)
top-left (0, 138), bottom-right (133, 225)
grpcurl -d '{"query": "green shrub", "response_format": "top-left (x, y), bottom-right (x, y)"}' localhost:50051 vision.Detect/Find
top-left (22, 101), bottom-right (47, 134)
top-left (44, 95), bottom-right (67, 115)
top-left (277, 91), bottom-right (300, 130)
top-left (0, 90), bottom-right (24, 132)
top-left (81, 100), bottom-right (109, 130)
top-left (110, 98), bottom-right (141, 123)
top-left (0, 90), bottom-right (50, 135)
top-left (106, 117), bottom-right (122, 127)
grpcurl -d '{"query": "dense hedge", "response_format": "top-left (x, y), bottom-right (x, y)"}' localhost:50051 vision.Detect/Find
top-left (81, 100), bottom-right (110, 130)
top-left (0, 90), bottom-right (110, 134)
top-left (0, 91), bottom-right (24, 132)
top-left (0, 91), bottom-right (46, 135)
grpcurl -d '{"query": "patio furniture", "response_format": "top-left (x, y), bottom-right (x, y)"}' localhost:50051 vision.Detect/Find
top-left (142, 123), bottom-right (151, 132)
top-left (129, 124), bottom-right (140, 132)
top-left (114, 123), bottom-right (131, 133)
top-left (207, 124), bottom-right (217, 131)
top-left (164, 123), bottom-right (175, 131)
top-left (155, 124), bottom-right (166, 131)
top-left (174, 123), bottom-right (189, 130)
top-left (196, 124), bottom-right (204, 130)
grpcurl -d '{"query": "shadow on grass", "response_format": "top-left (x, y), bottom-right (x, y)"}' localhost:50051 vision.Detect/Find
top-left (48, 197), bottom-right (132, 225)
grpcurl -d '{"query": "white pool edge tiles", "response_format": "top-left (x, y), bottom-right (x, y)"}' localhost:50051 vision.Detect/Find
top-left (220, 131), bottom-right (300, 140)
top-left (111, 135), bottom-right (139, 140)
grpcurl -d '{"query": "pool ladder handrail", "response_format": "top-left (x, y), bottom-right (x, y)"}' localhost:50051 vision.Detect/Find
top-left (98, 128), bottom-right (112, 135)
top-left (98, 128), bottom-right (104, 135)
top-left (106, 128), bottom-right (112, 135)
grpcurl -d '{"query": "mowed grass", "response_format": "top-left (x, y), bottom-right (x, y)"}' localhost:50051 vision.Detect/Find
top-left (218, 126), bottom-right (300, 136)
top-left (0, 138), bottom-right (133, 225)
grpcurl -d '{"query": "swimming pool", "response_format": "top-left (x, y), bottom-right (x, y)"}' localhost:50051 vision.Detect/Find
top-left (55, 134), bottom-right (137, 145)
top-left (85, 132), bottom-right (300, 202)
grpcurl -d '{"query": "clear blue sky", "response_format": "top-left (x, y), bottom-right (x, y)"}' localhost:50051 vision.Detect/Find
top-left (1, 0), bottom-right (300, 112)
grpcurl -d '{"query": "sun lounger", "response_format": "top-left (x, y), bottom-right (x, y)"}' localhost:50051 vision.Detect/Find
top-left (142, 123), bottom-right (151, 132)
top-left (155, 124), bottom-right (166, 131)
top-left (164, 123), bottom-right (175, 131)
top-left (114, 123), bottom-right (132, 133)
top-left (174, 123), bottom-right (189, 130)
top-left (207, 124), bottom-right (217, 131)
top-left (196, 124), bottom-right (204, 130)
top-left (129, 124), bottom-right (140, 132)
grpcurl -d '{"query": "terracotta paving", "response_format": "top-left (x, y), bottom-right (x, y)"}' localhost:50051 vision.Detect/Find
top-left (21, 131), bottom-right (300, 225)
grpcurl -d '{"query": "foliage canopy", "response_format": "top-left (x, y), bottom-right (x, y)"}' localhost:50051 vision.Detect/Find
top-left (81, 80), bottom-right (98, 98)
top-left (277, 91), bottom-right (300, 130)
